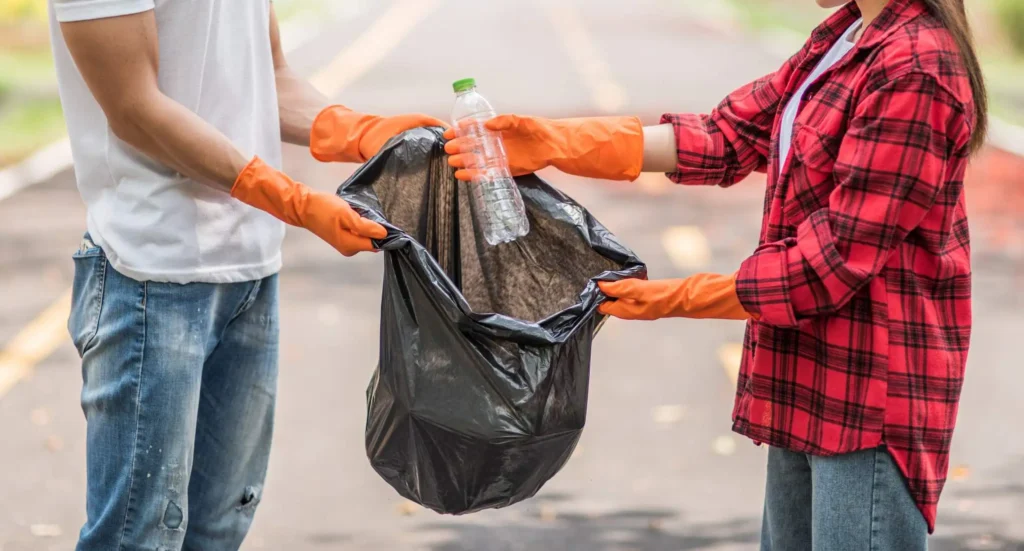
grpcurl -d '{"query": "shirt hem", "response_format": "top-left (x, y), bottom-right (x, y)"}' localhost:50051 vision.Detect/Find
top-left (86, 219), bottom-right (284, 284)
top-left (731, 418), bottom-right (935, 532)
top-left (54, 0), bottom-right (156, 23)
top-left (105, 253), bottom-right (283, 284)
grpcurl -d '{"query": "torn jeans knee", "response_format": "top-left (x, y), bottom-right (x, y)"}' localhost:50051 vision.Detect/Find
top-left (162, 500), bottom-right (184, 529)
top-left (237, 485), bottom-right (262, 514)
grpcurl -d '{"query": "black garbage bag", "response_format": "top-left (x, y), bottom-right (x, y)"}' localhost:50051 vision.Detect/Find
top-left (338, 127), bottom-right (646, 514)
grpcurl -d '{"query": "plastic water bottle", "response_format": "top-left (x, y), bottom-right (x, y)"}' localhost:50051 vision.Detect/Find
top-left (451, 78), bottom-right (529, 246)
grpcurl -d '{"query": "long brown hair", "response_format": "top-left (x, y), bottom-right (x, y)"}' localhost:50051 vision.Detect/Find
top-left (920, 0), bottom-right (988, 152)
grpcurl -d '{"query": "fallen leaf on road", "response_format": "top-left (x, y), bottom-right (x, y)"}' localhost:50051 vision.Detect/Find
top-left (950, 465), bottom-right (971, 482)
top-left (661, 226), bottom-right (711, 271)
top-left (30, 408), bottom-right (51, 426)
top-left (30, 524), bottom-right (62, 537)
top-left (45, 436), bottom-right (63, 452)
top-left (717, 343), bottom-right (744, 386)
top-left (538, 505), bottom-right (557, 522)
top-left (647, 519), bottom-right (664, 531)
top-left (970, 534), bottom-right (997, 550)
top-left (712, 435), bottom-right (736, 456)
top-left (396, 500), bottom-right (421, 516)
top-left (652, 405), bottom-right (686, 425)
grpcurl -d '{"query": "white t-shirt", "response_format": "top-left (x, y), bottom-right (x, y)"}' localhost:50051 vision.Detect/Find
top-left (49, 0), bottom-right (285, 284)
top-left (778, 19), bottom-right (862, 176)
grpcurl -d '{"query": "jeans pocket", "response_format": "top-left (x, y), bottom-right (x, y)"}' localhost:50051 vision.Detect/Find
top-left (69, 235), bottom-right (107, 357)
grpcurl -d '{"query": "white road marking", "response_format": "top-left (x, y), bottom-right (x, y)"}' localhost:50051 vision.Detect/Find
top-left (0, 138), bottom-right (73, 203)
top-left (309, 0), bottom-right (442, 98)
top-left (539, 1), bottom-right (628, 113)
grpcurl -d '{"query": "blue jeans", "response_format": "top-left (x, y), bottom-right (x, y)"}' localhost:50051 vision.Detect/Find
top-left (68, 236), bottom-right (279, 551)
top-left (761, 446), bottom-right (928, 551)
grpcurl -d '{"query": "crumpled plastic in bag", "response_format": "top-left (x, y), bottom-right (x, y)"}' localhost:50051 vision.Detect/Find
top-left (338, 127), bottom-right (646, 514)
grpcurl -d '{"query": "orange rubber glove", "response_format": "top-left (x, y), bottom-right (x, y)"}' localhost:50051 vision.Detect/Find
top-left (310, 105), bottom-right (447, 163)
top-left (232, 157), bottom-right (386, 256)
top-left (442, 115), bottom-right (644, 182)
top-left (597, 273), bottom-right (752, 321)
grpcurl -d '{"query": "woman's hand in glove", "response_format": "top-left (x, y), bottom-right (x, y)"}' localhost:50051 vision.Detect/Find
top-left (598, 273), bottom-right (752, 321)
top-left (442, 115), bottom-right (644, 182)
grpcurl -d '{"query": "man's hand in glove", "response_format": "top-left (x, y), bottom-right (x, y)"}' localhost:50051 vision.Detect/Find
top-left (598, 273), bottom-right (752, 321)
top-left (232, 157), bottom-right (386, 256)
top-left (311, 105), bottom-right (447, 163)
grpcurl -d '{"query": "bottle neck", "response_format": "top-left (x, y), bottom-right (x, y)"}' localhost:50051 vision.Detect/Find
top-left (455, 87), bottom-right (477, 97)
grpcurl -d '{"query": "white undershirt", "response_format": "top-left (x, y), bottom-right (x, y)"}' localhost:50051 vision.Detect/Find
top-left (778, 19), bottom-right (862, 176)
top-left (49, 0), bottom-right (284, 283)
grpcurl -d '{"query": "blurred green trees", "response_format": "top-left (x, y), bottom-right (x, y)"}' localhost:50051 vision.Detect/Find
top-left (995, 0), bottom-right (1024, 55)
top-left (0, 0), bottom-right (46, 23)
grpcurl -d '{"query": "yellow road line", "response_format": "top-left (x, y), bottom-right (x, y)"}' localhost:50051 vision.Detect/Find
top-left (0, 1), bottom-right (439, 399)
top-left (0, 289), bottom-right (73, 397)
top-left (539, 1), bottom-right (627, 113)
top-left (309, 0), bottom-right (442, 97)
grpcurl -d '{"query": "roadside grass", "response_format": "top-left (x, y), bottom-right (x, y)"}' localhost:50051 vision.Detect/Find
top-left (0, 47), bottom-right (63, 166)
top-left (0, 98), bottom-right (63, 165)
top-left (0, 0), bottom-right (328, 168)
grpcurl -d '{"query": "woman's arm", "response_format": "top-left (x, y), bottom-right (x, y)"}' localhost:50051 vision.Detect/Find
top-left (735, 71), bottom-right (971, 326)
top-left (641, 123), bottom-right (679, 173)
top-left (268, 5), bottom-right (331, 146)
top-left (600, 72), bottom-right (971, 324)
top-left (444, 65), bottom-right (796, 184)
top-left (658, 68), bottom-right (792, 187)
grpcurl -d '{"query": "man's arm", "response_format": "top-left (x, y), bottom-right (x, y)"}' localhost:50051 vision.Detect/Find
top-left (265, 6), bottom-right (446, 162)
top-left (60, 10), bottom-right (248, 191)
top-left (269, 4), bottom-right (330, 146)
top-left (61, 7), bottom-right (388, 256)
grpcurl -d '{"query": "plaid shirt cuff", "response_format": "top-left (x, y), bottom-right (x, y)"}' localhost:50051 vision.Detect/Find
top-left (736, 239), bottom-right (800, 328)
top-left (660, 113), bottom-right (728, 185)
top-left (737, 213), bottom-right (845, 327)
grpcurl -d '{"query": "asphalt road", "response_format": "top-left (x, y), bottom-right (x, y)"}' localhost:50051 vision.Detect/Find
top-left (1, 1), bottom-right (1022, 549)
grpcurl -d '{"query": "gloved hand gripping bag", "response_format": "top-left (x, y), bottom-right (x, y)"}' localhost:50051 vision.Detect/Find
top-left (337, 127), bottom-right (646, 514)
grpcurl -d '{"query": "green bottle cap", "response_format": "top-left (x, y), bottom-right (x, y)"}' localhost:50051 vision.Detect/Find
top-left (452, 78), bottom-right (476, 93)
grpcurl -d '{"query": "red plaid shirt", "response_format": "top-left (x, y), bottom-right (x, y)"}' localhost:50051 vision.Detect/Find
top-left (662, 0), bottom-right (974, 531)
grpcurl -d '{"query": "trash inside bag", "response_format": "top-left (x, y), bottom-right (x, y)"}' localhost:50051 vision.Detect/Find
top-left (338, 127), bottom-right (646, 514)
